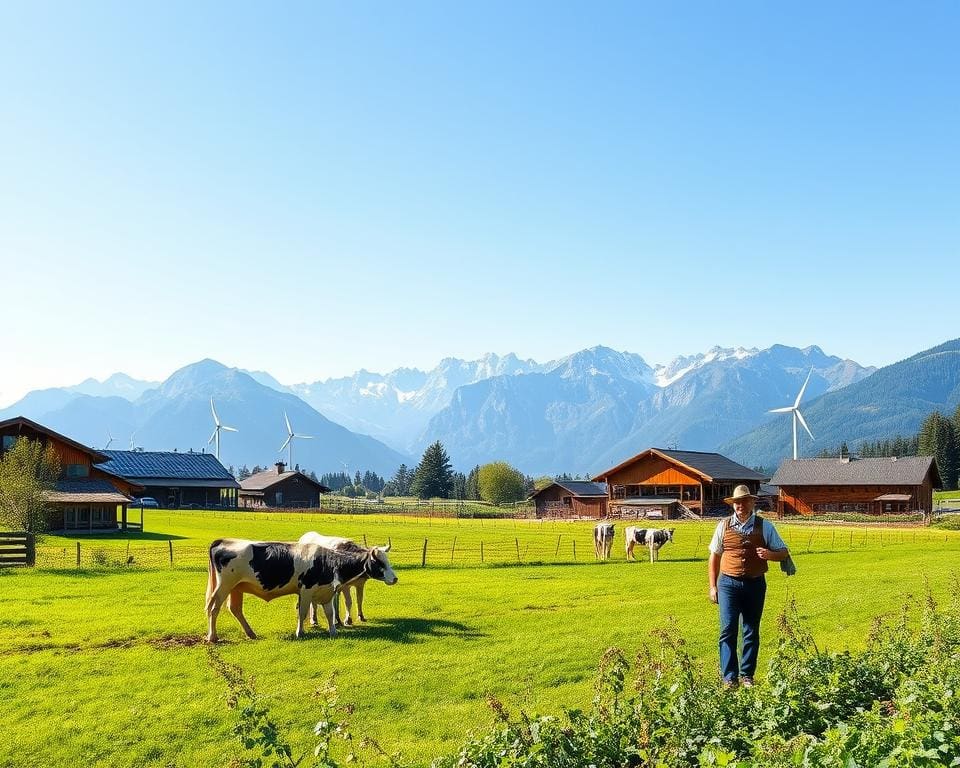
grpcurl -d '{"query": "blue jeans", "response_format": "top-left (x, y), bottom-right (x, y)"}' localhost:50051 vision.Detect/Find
top-left (718, 573), bottom-right (767, 682)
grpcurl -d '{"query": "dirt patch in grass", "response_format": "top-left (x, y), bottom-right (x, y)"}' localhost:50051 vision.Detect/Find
top-left (149, 633), bottom-right (205, 650)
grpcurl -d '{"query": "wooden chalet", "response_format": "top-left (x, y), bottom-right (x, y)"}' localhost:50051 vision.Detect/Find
top-left (0, 416), bottom-right (140, 532)
top-left (770, 456), bottom-right (940, 516)
top-left (239, 462), bottom-right (331, 509)
top-left (95, 449), bottom-right (240, 509)
top-left (529, 481), bottom-right (608, 518)
top-left (592, 448), bottom-right (767, 520)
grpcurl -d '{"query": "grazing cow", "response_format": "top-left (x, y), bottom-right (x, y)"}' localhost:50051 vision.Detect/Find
top-left (297, 532), bottom-right (369, 627)
top-left (625, 526), bottom-right (675, 562)
top-left (594, 523), bottom-right (615, 560)
top-left (205, 538), bottom-right (397, 642)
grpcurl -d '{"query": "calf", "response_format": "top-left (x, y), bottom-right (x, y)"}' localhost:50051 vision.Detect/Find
top-left (625, 526), bottom-right (674, 562)
top-left (297, 532), bottom-right (369, 627)
top-left (593, 523), bottom-right (615, 560)
top-left (205, 538), bottom-right (397, 642)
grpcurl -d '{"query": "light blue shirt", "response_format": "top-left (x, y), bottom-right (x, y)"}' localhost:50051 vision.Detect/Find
top-left (708, 513), bottom-right (788, 556)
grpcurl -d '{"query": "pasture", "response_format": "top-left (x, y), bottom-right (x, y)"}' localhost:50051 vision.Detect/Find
top-left (2, 512), bottom-right (960, 767)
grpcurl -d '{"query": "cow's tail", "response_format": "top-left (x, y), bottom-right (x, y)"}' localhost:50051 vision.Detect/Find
top-left (206, 539), bottom-right (222, 613)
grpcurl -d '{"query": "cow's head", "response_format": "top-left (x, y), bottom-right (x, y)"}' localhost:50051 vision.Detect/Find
top-left (667, 529), bottom-right (675, 542)
top-left (365, 544), bottom-right (398, 585)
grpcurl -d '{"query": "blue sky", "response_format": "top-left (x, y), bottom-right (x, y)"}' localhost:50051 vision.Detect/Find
top-left (1, 2), bottom-right (957, 406)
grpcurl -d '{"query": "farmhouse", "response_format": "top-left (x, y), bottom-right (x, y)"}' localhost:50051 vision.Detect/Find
top-left (592, 448), bottom-right (767, 519)
top-left (0, 416), bottom-right (140, 531)
top-left (770, 456), bottom-right (940, 516)
top-left (96, 449), bottom-right (240, 509)
top-left (529, 480), bottom-right (608, 518)
top-left (239, 462), bottom-right (331, 509)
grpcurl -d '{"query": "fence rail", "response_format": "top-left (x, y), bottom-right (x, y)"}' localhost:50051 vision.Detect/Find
top-left (0, 532), bottom-right (36, 567)
top-left (26, 522), bottom-right (960, 571)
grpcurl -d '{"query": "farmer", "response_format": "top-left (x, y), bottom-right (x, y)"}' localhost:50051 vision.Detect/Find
top-left (707, 484), bottom-right (790, 688)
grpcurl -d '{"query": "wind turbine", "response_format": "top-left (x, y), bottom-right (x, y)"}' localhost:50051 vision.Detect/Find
top-left (279, 411), bottom-right (312, 468)
top-left (208, 398), bottom-right (238, 461)
top-left (129, 431), bottom-right (137, 450)
top-left (104, 430), bottom-right (115, 450)
top-left (769, 368), bottom-right (815, 460)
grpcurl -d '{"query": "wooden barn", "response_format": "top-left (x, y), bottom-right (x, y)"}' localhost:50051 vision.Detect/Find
top-left (770, 456), bottom-right (940, 516)
top-left (529, 481), bottom-right (608, 518)
top-left (239, 463), bottom-right (331, 509)
top-left (592, 448), bottom-right (767, 520)
top-left (96, 449), bottom-right (240, 509)
top-left (0, 416), bottom-right (140, 532)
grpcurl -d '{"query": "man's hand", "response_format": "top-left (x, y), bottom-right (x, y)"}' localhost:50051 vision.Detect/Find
top-left (756, 547), bottom-right (771, 560)
top-left (709, 586), bottom-right (718, 604)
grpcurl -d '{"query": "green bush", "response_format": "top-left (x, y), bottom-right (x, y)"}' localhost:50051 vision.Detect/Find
top-left (435, 588), bottom-right (960, 767)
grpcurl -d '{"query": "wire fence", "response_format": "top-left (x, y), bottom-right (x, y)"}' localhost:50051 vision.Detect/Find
top-left (32, 522), bottom-right (960, 571)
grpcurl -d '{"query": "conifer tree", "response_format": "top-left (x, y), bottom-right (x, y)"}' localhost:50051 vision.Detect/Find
top-left (918, 411), bottom-right (958, 490)
top-left (411, 441), bottom-right (454, 499)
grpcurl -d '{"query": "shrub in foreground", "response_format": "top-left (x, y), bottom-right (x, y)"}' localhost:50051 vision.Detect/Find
top-left (211, 584), bottom-right (960, 767)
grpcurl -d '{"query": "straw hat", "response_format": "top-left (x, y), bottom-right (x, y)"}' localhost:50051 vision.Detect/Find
top-left (724, 484), bottom-right (759, 505)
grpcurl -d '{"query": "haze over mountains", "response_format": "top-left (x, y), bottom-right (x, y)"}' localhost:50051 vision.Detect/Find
top-left (5, 339), bottom-right (958, 477)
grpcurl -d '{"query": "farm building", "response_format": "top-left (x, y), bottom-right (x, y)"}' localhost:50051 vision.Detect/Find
top-left (239, 462), bottom-right (331, 508)
top-left (0, 416), bottom-right (140, 532)
top-left (769, 456), bottom-right (940, 516)
top-left (529, 481), bottom-right (608, 518)
top-left (96, 449), bottom-right (240, 509)
top-left (592, 447), bottom-right (767, 519)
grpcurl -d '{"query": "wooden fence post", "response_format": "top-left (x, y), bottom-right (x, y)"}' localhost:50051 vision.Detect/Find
top-left (168, 540), bottom-right (174, 566)
top-left (450, 536), bottom-right (457, 563)
top-left (480, 541), bottom-right (484, 563)
top-left (422, 539), bottom-right (428, 567)
top-left (515, 538), bottom-right (520, 563)
top-left (555, 536), bottom-right (561, 556)
top-left (26, 533), bottom-right (35, 567)
top-left (573, 540), bottom-right (576, 560)
top-left (76, 542), bottom-right (81, 568)
top-left (363, 534), bottom-right (368, 547)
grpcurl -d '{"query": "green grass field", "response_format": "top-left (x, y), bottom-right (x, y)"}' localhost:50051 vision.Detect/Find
top-left (2, 512), bottom-right (960, 767)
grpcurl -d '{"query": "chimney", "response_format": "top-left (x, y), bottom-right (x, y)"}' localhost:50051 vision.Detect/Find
top-left (275, 462), bottom-right (286, 474)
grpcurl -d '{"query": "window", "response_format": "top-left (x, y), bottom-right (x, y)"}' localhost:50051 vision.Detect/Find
top-left (1, 435), bottom-right (16, 451)
top-left (813, 503), bottom-right (839, 513)
top-left (275, 491), bottom-right (283, 506)
top-left (840, 503), bottom-right (869, 513)
top-left (65, 464), bottom-right (89, 478)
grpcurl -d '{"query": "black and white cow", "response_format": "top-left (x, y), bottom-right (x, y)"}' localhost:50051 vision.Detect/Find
top-left (625, 526), bottom-right (674, 562)
top-left (205, 538), bottom-right (397, 642)
top-left (594, 523), bottom-right (615, 560)
top-left (297, 532), bottom-right (369, 627)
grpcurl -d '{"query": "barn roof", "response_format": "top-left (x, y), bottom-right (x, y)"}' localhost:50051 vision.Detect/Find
top-left (529, 480), bottom-right (607, 499)
top-left (240, 469), bottom-right (331, 493)
top-left (770, 456), bottom-right (940, 488)
top-left (96, 450), bottom-right (240, 487)
top-left (46, 479), bottom-right (132, 504)
top-left (593, 448), bottom-right (767, 483)
top-left (0, 416), bottom-right (109, 463)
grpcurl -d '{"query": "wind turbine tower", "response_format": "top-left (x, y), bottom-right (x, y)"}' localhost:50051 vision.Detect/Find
top-left (208, 398), bottom-right (238, 461)
top-left (279, 411), bottom-right (313, 468)
top-left (769, 368), bottom-right (815, 460)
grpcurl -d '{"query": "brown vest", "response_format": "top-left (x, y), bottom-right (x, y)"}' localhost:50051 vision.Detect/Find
top-left (720, 515), bottom-right (768, 578)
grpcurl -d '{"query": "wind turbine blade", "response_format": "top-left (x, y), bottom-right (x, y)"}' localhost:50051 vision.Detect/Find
top-left (222, 425), bottom-right (238, 432)
top-left (280, 436), bottom-right (292, 452)
top-left (796, 409), bottom-right (814, 440)
top-left (296, 434), bottom-right (314, 440)
top-left (284, 411), bottom-right (293, 435)
top-left (794, 368), bottom-right (813, 409)
top-left (208, 429), bottom-right (218, 444)
top-left (211, 398), bottom-right (221, 425)
top-left (768, 406), bottom-right (794, 414)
